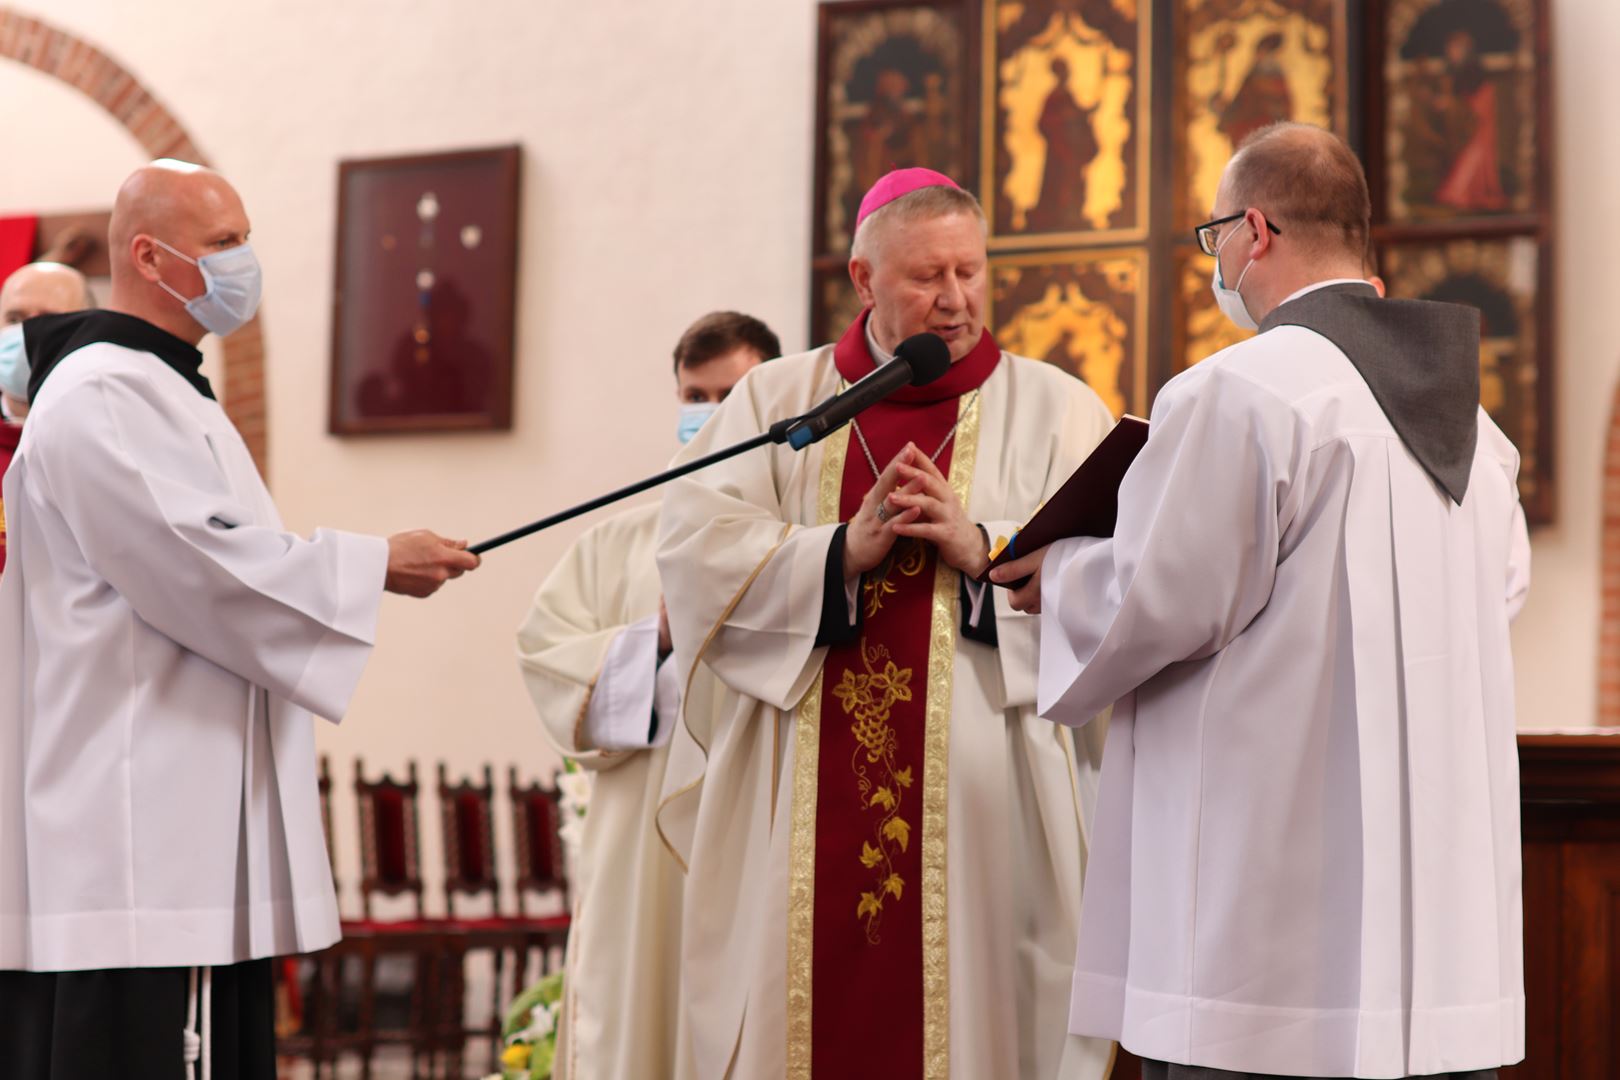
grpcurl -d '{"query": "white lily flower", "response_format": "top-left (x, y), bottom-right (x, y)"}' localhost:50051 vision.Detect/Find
top-left (523, 1001), bottom-right (558, 1042)
top-left (557, 770), bottom-right (593, 811)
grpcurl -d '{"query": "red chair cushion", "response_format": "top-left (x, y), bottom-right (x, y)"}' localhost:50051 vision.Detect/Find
top-left (454, 790), bottom-right (492, 887)
top-left (372, 788), bottom-right (410, 885)
top-left (523, 796), bottom-right (561, 886)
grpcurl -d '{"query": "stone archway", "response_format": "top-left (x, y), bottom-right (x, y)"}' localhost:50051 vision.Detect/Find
top-left (0, 9), bottom-right (269, 476)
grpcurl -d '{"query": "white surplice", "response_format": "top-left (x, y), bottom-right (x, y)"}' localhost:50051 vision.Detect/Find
top-left (0, 341), bottom-right (386, 972)
top-left (1037, 309), bottom-right (1531, 1077)
top-left (516, 502), bottom-right (686, 1080)
top-left (656, 346), bottom-right (1118, 1080)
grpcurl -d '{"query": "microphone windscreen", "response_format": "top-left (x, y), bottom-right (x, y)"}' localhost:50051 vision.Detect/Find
top-left (896, 333), bottom-right (952, 386)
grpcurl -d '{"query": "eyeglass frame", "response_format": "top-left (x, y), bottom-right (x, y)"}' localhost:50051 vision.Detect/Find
top-left (1193, 211), bottom-right (1282, 257)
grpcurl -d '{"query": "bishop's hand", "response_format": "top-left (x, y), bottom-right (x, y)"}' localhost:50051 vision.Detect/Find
top-left (888, 447), bottom-right (989, 579)
top-left (385, 530), bottom-right (482, 597)
top-left (843, 444), bottom-right (923, 578)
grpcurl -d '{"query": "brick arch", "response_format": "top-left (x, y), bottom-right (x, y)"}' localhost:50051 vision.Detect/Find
top-left (1600, 379), bottom-right (1620, 725)
top-left (0, 9), bottom-right (268, 476)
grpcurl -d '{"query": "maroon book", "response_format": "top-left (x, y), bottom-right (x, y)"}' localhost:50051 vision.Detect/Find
top-left (980, 414), bottom-right (1149, 588)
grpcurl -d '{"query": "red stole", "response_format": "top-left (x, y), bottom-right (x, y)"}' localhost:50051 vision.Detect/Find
top-left (808, 312), bottom-right (999, 1077)
top-left (0, 423), bottom-right (19, 576)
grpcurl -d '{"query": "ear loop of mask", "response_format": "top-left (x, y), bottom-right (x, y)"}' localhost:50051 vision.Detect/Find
top-left (149, 237), bottom-right (203, 306)
top-left (1217, 221), bottom-right (1257, 294)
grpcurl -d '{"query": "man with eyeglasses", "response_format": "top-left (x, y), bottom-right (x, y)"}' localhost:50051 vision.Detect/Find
top-left (994, 122), bottom-right (1530, 1079)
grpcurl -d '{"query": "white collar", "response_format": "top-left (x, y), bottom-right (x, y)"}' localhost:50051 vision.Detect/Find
top-left (864, 317), bottom-right (896, 366)
top-left (1279, 278), bottom-right (1376, 306)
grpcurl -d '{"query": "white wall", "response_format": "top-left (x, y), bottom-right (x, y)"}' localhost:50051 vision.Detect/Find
top-left (1505, 0), bottom-right (1620, 731)
top-left (1, 0), bottom-right (821, 915)
top-left (0, 0), bottom-right (1611, 916)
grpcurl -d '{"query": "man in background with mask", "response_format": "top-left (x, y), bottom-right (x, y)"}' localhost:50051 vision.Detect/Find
top-left (516, 309), bottom-right (778, 1080)
top-left (0, 261), bottom-right (93, 575)
top-left (995, 122), bottom-right (1529, 1078)
top-left (0, 159), bottom-right (482, 1080)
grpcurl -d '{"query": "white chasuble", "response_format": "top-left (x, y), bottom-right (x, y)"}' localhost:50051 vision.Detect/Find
top-left (656, 318), bottom-right (1118, 1080)
top-left (516, 502), bottom-right (686, 1080)
top-left (0, 322), bottom-right (386, 972)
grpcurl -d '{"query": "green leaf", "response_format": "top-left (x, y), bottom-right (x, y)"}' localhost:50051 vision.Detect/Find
top-left (529, 1037), bottom-right (557, 1079)
top-left (502, 973), bottom-right (564, 1040)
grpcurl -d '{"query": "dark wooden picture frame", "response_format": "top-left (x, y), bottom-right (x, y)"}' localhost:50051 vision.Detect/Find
top-left (1378, 0), bottom-right (1541, 225)
top-left (810, 264), bottom-right (866, 351)
top-left (1171, 0), bottom-right (1352, 232)
top-left (1366, 0), bottom-right (1553, 522)
top-left (809, 0), bottom-right (979, 348)
top-left (328, 145), bottom-right (521, 435)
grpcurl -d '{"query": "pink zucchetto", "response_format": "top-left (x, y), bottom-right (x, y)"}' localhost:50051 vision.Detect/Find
top-left (854, 167), bottom-right (962, 231)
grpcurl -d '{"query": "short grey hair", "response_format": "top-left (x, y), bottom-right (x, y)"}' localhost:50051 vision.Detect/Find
top-left (850, 184), bottom-right (988, 261)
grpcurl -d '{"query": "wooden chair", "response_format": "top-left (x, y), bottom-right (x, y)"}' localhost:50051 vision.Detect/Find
top-left (440, 763), bottom-right (501, 921)
top-left (436, 762), bottom-right (528, 1076)
top-left (276, 755), bottom-right (354, 1078)
top-left (507, 767), bottom-right (574, 985)
top-left (277, 761), bottom-right (576, 1078)
top-left (349, 757), bottom-right (444, 1079)
top-left (275, 761), bottom-right (335, 1075)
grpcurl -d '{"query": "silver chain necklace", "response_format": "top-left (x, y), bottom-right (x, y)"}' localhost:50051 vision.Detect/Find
top-left (851, 389), bottom-right (980, 481)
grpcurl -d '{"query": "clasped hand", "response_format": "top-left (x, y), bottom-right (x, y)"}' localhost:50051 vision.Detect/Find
top-left (843, 444), bottom-right (988, 580)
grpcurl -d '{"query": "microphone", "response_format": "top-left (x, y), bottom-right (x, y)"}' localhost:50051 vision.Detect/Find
top-left (469, 333), bottom-right (952, 555)
top-left (787, 332), bottom-right (952, 449)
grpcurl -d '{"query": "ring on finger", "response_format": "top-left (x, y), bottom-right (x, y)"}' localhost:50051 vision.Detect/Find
top-left (876, 499), bottom-right (892, 523)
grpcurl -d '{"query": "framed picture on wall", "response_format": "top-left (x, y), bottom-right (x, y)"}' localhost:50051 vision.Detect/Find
top-left (1380, 234), bottom-right (1551, 521)
top-left (1381, 0), bottom-right (1541, 224)
top-left (1371, 0), bottom-right (1553, 521)
top-left (328, 145), bottom-right (521, 435)
top-left (1173, 0), bottom-right (1351, 230)
top-left (811, 0), bottom-right (978, 259)
top-left (982, 0), bottom-right (1151, 249)
top-left (988, 246), bottom-right (1148, 418)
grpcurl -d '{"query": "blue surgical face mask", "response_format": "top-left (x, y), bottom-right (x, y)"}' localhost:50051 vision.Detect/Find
top-left (153, 238), bottom-right (263, 337)
top-left (1210, 223), bottom-right (1259, 332)
top-left (677, 401), bottom-right (719, 444)
top-left (0, 323), bottom-right (29, 402)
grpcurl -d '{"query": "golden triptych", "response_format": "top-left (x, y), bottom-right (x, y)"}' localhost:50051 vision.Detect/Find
top-left (811, 0), bottom-right (1554, 521)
